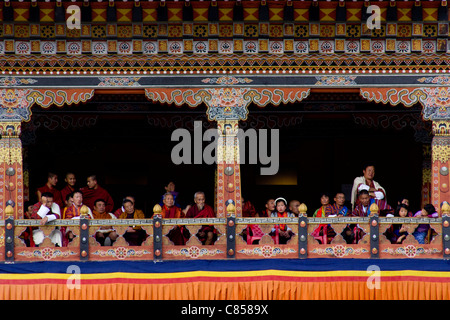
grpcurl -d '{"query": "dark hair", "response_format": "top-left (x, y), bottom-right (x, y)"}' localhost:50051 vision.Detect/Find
top-left (358, 189), bottom-right (370, 197)
top-left (319, 192), bottom-right (330, 199)
top-left (395, 203), bottom-right (409, 217)
top-left (424, 204), bottom-right (436, 216)
top-left (66, 192), bottom-right (74, 201)
top-left (122, 196), bottom-right (135, 204)
top-left (122, 199), bottom-right (133, 206)
top-left (72, 190), bottom-right (83, 197)
top-left (41, 192), bottom-right (54, 198)
top-left (275, 198), bottom-right (287, 206)
top-left (94, 198), bottom-right (106, 206)
top-left (362, 163), bottom-right (375, 171)
top-left (47, 172), bottom-right (57, 179)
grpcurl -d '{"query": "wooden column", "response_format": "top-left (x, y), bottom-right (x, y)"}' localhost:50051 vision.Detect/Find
top-left (431, 121), bottom-right (450, 213)
top-left (422, 144), bottom-right (432, 208)
top-left (0, 121), bottom-right (24, 219)
top-left (216, 119), bottom-right (242, 218)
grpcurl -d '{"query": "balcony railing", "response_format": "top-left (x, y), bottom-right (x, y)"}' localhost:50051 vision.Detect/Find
top-left (2, 203), bottom-right (449, 262)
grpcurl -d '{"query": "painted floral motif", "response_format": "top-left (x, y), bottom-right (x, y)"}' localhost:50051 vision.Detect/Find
top-left (218, 41), bottom-right (233, 54)
top-left (194, 41), bottom-right (208, 54)
top-left (311, 245), bottom-right (369, 258)
top-left (269, 41), bottom-right (283, 54)
top-left (294, 25), bottom-right (308, 38)
top-left (422, 41), bottom-right (436, 54)
top-left (396, 41), bottom-right (411, 54)
top-left (118, 42), bottom-right (132, 55)
top-left (418, 76), bottom-right (450, 85)
top-left (294, 41), bottom-right (308, 54)
top-left (0, 88), bottom-right (32, 121)
top-left (237, 245), bottom-right (296, 258)
top-left (315, 76), bottom-right (357, 86)
top-left (165, 246), bottom-right (224, 259)
top-left (381, 245), bottom-right (441, 258)
top-left (91, 247), bottom-right (152, 260)
top-left (17, 248), bottom-right (78, 260)
top-left (319, 40), bottom-right (334, 53)
top-left (0, 77), bottom-right (37, 86)
top-left (168, 41), bottom-right (183, 54)
top-left (201, 76), bottom-right (253, 85)
top-left (66, 42), bottom-right (82, 55)
top-left (244, 41), bottom-right (258, 54)
top-left (345, 41), bottom-right (359, 54)
top-left (40, 41), bottom-right (56, 55)
top-left (15, 41), bottom-right (31, 55)
top-left (371, 40), bottom-right (385, 54)
top-left (143, 42), bottom-right (157, 54)
top-left (92, 42), bottom-right (108, 55)
top-left (98, 77), bottom-right (141, 87)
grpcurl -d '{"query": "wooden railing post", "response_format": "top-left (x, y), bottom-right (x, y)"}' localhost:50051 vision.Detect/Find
top-left (80, 218), bottom-right (89, 261)
top-left (442, 202), bottom-right (450, 259)
top-left (369, 203), bottom-right (380, 259)
top-left (5, 205), bottom-right (15, 263)
top-left (79, 205), bottom-right (90, 261)
top-left (298, 203), bottom-right (308, 259)
top-left (153, 204), bottom-right (163, 261)
top-left (226, 203), bottom-right (236, 258)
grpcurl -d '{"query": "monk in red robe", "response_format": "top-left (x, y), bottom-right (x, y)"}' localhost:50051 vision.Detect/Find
top-left (161, 193), bottom-right (190, 245)
top-left (60, 172), bottom-right (77, 205)
top-left (80, 175), bottom-right (114, 213)
top-left (37, 172), bottom-right (64, 209)
top-left (185, 191), bottom-right (217, 245)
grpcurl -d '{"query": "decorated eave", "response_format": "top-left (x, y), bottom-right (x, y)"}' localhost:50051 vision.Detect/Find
top-left (0, 0), bottom-right (448, 75)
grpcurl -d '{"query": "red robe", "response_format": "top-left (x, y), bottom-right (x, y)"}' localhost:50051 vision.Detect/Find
top-left (162, 205), bottom-right (189, 245)
top-left (37, 184), bottom-right (63, 209)
top-left (60, 185), bottom-right (76, 204)
top-left (185, 204), bottom-right (216, 244)
top-left (113, 207), bottom-right (124, 218)
top-left (80, 186), bottom-right (114, 213)
top-left (185, 204), bottom-right (215, 219)
top-left (161, 205), bottom-right (183, 219)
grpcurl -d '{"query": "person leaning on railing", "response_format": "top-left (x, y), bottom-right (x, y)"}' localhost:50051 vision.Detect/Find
top-left (118, 199), bottom-right (147, 246)
top-left (412, 204), bottom-right (438, 244)
top-left (31, 192), bottom-right (62, 247)
top-left (160, 192), bottom-right (190, 245)
top-left (384, 204), bottom-right (410, 244)
top-left (185, 192), bottom-right (217, 245)
top-left (92, 198), bottom-right (118, 246)
top-left (63, 190), bottom-right (94, 246)
top-left (269, 197), bottom-right (295, 245)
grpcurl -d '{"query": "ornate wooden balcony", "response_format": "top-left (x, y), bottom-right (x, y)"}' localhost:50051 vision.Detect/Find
top-left (3, 202), bottom-right (449, 262)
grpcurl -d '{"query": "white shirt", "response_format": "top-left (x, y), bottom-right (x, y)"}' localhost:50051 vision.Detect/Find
top-left (36, 203), bottom-right (61, 222)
